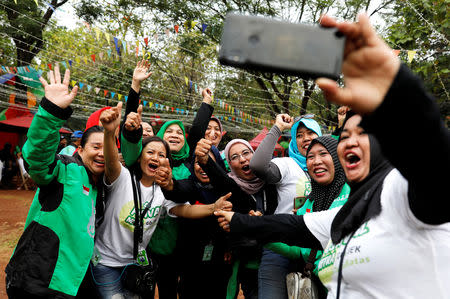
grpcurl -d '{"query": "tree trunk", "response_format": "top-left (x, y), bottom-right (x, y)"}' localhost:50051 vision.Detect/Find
top-left (254, 77), bottom-right (280, 117)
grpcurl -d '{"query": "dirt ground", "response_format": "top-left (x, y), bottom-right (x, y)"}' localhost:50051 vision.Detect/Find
top-left (0, 190), bottom-right (34, 299)
top-left (0, 190), bottom-right (245, 299)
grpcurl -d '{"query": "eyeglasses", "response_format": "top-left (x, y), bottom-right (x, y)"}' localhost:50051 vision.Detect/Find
top-left (230, 150), bottom-right (252, 162)
top-left (293, 114), bottom-right (315, 123)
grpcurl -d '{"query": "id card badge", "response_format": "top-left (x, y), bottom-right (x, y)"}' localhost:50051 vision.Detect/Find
top-left (91, 246), bottom-right (102, 266)
top-left (202, 243), bottom-right (214, 262)
top-left (137, 248), bottom-right (150, 266)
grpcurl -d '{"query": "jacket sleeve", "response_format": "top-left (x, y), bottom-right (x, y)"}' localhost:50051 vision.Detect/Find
top-left (249, 125), bottom-right (282, 183)
top-left (230, 213), bottom-right (323, 250)
top-left (360, 64), bottom-right (450, 224)
top-left (124, 88), bottom-right (140, 120)
top-left (22, 97), bottom-right (72, 186)
top-left (201, 157), bottom-right (251, 213)
top-left (264, 242), bottom-right (302, 260)
top-left (188, 102), bottom-right (214, 157)
top-left (120, 129), bottom-right (142, 167)
top-left (162, 179), bottom-right (198, 204)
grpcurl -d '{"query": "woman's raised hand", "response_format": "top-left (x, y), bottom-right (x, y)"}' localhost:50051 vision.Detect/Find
top-left (195, 138), bottom-right (213, 165)
top-left (275, 114), bottom-right (294, 132)
top-left (39, 63), bottom-right (78, 109)
top-left (316, 13), bottom-right (400, 115)
top-left (202, 88), bottom-right (213, 104)
top-left (131, 60), bottom-right (152, 92)
top-left (100, 102), bottom-right (123, 133)
top-left (124, 104), bottom-right (143, 131)
top-left (133, 59), bottom-right (152, 82)
top-left (155, 158), bottom-right (173, 190)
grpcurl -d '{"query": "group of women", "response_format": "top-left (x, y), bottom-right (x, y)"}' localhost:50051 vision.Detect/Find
top-left (4, 13), bottom-right (449, 299)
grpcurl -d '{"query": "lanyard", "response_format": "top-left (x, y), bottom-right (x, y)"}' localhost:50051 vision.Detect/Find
top-left (131, 172), bottom-right (155, 258)
top-left (250, 189), bottom-right (267, 213)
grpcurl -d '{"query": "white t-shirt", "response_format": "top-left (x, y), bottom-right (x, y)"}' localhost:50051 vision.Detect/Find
top-left (271, 157), bottom-right (310, 214)
top-left (304, 169), bottom-right (450, 299)
top-left (95, 165), bottom-right (181, 267)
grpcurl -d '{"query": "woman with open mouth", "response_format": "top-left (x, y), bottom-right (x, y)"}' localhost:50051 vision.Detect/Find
top-left (214, 13), bottom-right (450, 299)
top-left (90, 105), bottom-right (232, 298)
top-left (121, 105), bottom-right (221, 298)
top-left (276, 135), bottom-right (350, 298)
top-left (195, 137), bottom-right (278, 299)
top-left (248, 113), bottom-right (322, 299)
top-left (159, 144), bottom-right (232, 299)
top-left (5, 66), bottom-right (106, 298)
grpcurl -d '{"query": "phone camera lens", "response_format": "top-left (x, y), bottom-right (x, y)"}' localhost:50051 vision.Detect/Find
top-left (248, 34), bottom-right (260, 45)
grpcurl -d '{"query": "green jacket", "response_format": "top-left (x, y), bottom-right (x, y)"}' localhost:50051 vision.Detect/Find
top-left (265, 183), bottom-right (350, 275)
top-left (5, 98), bottom-right (98, 297)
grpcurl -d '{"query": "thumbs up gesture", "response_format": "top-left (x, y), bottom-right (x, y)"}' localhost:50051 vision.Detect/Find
top-left (155, 158), bottom-right (173, 190)
top-left (100, 101), bottom-right (123, 133)
top-left (195, 138), bottom-right (213, 165)
top-left (124, 104), bottom-right (143, 131)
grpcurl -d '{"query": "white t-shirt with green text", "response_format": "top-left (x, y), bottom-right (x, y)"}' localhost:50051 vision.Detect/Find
top-left (96, 165), bottom-right (181, 267)
top-left (304, 169), bottom-right (450, 298)
top-left (272, 157), bottom-right (311, 214)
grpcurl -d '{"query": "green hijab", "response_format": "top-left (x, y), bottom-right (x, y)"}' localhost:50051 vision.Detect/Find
top-left (156, 120), bottom-right (190, 161)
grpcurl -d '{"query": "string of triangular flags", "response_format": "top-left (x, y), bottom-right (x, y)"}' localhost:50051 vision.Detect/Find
top-left (1, 64), bottom-right (273, 126)
top-left (392, 49), bottom-right (418, 63)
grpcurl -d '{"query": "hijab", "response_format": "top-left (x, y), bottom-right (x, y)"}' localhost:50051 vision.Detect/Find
top-left (210, 116), bottom-right (223, 135)
top-left (156, 120), bottom-right (191, 180)
top-left (330, 114), bottom-right (393, 244)
top-left (306, 136), bottom-right (347, 212)
top-left (224, 139), bottom-right (265, 195)
top-left (189, 145), bottom-right (223, 204)
top-left (156, 120), bottom-right (190, 161)
top-left (288, 118), bottom-right (322, 171)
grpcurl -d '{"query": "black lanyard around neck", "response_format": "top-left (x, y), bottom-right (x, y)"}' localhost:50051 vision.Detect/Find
top-left (130, 172), bottom-right (155, 259)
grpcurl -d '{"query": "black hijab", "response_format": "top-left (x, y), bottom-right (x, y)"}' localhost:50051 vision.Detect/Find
top-left (306, 136), bottom-right (347, 212)
top-left (330, 114), bottom-right (393, 244)
top-left (189, 145), bottom-right (224, 204)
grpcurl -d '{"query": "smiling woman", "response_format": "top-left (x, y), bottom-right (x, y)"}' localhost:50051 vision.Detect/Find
top-left (5, 66), bottom-right (104, 298)
top-left (195, 137), bottom-right (278, 298)
top-left (91, 107), bottom-right (231, 298)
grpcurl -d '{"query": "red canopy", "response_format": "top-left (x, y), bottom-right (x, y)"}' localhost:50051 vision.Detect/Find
top-left (249, 127), bottom-right (284, 155)
top-left (0, 115), bottom-right (72, 133)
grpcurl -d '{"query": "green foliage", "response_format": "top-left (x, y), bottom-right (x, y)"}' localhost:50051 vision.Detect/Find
top-left (385, 0), bottom-right (449, 119)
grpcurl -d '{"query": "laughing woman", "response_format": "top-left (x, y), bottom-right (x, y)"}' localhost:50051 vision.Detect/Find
top-left (215, 13), bottom-right (450, 299)
top-left (195, 138), bottom-right (278, 299)
top-left (266, 136), bottom-right (350, 298)
top-left (121, 116), bottom-right (201, 298)
top-left (248, 113), bottom-right (322, 299)
top-left (5, 66), bottom-right (105, 298)
top-left (91, 104), bottom-right (231, 298)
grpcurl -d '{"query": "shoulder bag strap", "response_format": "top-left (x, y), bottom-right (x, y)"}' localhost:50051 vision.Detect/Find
top-left (130, 171), bottom-right (141, 260)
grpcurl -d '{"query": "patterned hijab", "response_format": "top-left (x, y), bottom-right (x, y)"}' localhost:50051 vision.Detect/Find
top-left (306, 136), bottom-right (346, 211)
top-left (224, 139), bottom-right (265, 195)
